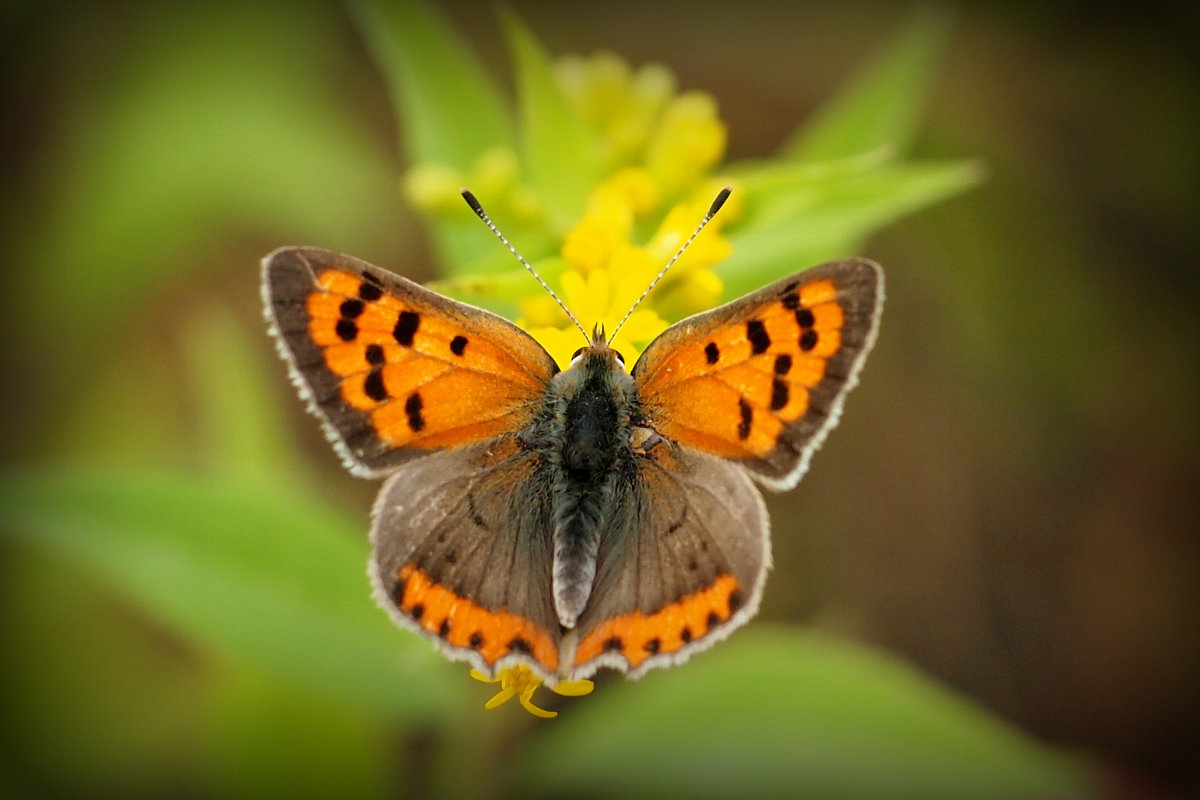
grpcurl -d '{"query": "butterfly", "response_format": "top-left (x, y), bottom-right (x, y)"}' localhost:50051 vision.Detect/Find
top-left (261, 193), bottom-right (883, 686)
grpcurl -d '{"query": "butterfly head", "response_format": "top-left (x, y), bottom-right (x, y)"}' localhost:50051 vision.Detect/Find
top-left (568, 325), bottom-right (626, 373)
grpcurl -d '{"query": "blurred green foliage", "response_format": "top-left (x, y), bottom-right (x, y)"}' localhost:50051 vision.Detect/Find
top-left (9, 0), bottom-right (1193, 797)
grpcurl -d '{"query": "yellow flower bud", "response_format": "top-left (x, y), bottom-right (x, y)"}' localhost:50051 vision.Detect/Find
top-left (404, 163), bottom-right (464, 213)
top-left (599, 168), bottom-right (661, 216)
top-left (471, 147), bottom-right (519, 198)
top-left (520, 293), bottom-right (567, 327)
top-left (562, 217), bottom-right (619, 272)
top-left (645, 92), bottom-right (727, 194)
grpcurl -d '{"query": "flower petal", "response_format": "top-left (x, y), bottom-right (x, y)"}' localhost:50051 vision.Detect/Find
top-left (550, 679), bottom-right (595, 698)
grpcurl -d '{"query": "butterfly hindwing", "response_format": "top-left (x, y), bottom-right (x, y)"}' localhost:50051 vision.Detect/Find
top-left (568, 444), bottom-right (770, 680)
top-left (262, 246), bottom-right (560, 477)
top-left (369, 435), bottom-right (563, 680)
top-left (632, 258), bottom-right (883, 489)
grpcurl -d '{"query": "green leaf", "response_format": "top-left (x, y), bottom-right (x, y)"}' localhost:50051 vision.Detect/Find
top-left (2, 548), bottom-right (213, 797)
top-left (184, 307), bottom-right (304, 485)
top-left (20, 2), bottom-right (400, 350)
top-left (428, 255), bottom-right (570, 319)
top-left (501, 8), bottom-right (604, 226)
top-left (0, 469), bottom-right (465, 722)
top-left (731, 146), bottom-right (896, 196)
top-left (517, 627), bottom-right (1093, 800)
top-left (721, 159), bottom-right (984, 295)
top-left (783, 6), bottom-right (952, 162)
top-left (350, 1), bottom-right (557, 279)
top-left (207, 668), bottom-right (393, 800)
top-left (350, 0), bottom-right (513, 168)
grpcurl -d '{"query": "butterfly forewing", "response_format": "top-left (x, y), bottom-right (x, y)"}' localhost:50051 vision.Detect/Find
top-left (632, 258), bottom-right (883, 489)
top-left (262, 247), bottom-right (559, 477)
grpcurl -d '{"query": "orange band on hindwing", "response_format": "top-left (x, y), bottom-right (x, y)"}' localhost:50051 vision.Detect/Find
top-left (574, 575), bottom-right (743, 669)
top-left (392, 564), bottom-right (559, 673)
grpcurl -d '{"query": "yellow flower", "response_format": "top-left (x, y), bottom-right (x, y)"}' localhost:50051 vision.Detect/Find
top-left (404, 163), bottom-right (464, 214)
top-left (561, 216), bottom-right (623, 274)
top-left (470, 666), bottom-right (594, 719)
top-left (524, 178), bottom-right (734, 364)
top-left (645, 92), bottom-right (727, 195)
top-left (523, 57), bottom-right (738, 360)
top-left (598, 167), bottom-right (661, 215)
top-left (556, 52), bottom-right (676, 168)
top-left (409, 52), bottom-right (739, 371)
top-left (404, 146), bottom-right (544, 226)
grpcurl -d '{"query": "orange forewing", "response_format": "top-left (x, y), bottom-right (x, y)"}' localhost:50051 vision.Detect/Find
top-left (263, 247), bottom-right (559, 475)
top-left (633, 259), bottom-right (882, 486)
top-left (304, 267), bottom-right (548, 448)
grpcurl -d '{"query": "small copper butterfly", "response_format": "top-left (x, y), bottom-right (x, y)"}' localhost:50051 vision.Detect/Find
top-left (261, 189), bottom-right (883, 685)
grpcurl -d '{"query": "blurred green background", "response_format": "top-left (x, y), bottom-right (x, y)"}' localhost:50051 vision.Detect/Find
top-left (1, 2), bottom-right (1196, 799)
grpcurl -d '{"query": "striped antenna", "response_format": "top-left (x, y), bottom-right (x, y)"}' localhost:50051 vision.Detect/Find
top-left (609, 186), bottom-right (732, 343)
top-left (460, 189), bottom-right (589, 343)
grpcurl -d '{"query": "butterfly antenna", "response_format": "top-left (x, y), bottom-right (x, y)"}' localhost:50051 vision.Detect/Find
top-left (609, 186), bottom-right (732, 342)
top-left (460, 189), bottom-right (589, 343)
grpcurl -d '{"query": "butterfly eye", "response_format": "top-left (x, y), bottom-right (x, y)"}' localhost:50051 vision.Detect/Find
top-left (613, 350), bottom-right (625, 366)
top-left (570, 347), bottom-right (587, 364)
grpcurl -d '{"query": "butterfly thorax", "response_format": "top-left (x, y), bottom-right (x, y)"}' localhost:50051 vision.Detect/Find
top-left (521, 343), bottom-right (640, 629)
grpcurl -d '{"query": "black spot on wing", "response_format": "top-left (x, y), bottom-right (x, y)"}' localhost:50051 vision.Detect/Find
top-left (394, 311), bottom-right (420, 346)
top-left (729, 589), bottom-right (745, 612)
top-left (737, 398), bottom-right (752, 440)
top-left (364, 369), bottom-right (388, 402)
top-left (770, 378), bottom-right (789, 411)
top-left (746, 319), bottom-right (771, 354)
top-left (405, 392), bottom-right (425, 432)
